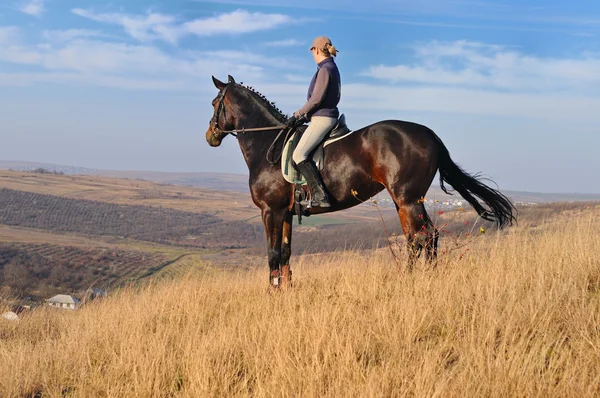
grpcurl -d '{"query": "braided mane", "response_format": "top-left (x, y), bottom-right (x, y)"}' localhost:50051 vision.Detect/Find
top-left (239, 83), bottom-right (288, 122)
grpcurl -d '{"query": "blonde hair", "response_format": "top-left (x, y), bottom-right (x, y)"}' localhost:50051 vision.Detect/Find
top-left (322, 44), bottom-right (338, 57)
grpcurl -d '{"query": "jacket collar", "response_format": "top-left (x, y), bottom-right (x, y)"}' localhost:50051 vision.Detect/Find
top-left (317, 57), bottom-right (334, 68)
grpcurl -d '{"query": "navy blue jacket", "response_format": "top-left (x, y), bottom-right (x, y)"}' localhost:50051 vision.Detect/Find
top-left (294, 57), bottom-right (341, 119)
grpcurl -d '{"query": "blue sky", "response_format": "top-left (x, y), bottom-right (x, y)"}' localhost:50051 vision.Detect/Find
top-left (1, 0), bottom-right (600, 193)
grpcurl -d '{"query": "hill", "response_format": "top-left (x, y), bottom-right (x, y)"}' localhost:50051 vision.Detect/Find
top-left (0, 188), bottom-right (263, 249)
top-left (3, 160), bottom-right (600, 203)
top-left (1, 168), bottom-right (597, 307)
top-left (1, 204), bottom-right (599, 396)
top-left (0, 242), bottom-right (170, 299)
top-left (0, 223), bottom-right (212, 300)
top-left (0, 170), bottom-right (400, 301)
top-left (0, 169), bottom-right (395, 223)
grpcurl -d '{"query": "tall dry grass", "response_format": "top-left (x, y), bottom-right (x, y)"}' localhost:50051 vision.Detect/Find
top-left (1, 206), bottom-right (600, 397)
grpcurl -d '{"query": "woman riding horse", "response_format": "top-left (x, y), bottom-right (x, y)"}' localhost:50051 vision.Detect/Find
top-left (286, 36), bottom-right (342, 209)
top-left (205, 71), bottom-right (516, 290)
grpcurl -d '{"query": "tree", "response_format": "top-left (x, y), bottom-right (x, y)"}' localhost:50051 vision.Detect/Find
top-left (3, 257), bottom-right (33, 293)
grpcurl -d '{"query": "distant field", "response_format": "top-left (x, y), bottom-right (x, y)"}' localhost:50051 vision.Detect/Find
top-left (0, 223), bottom-right (212, 301)
top-left (0, 242), bottom-right (171, 299)
top-left (0, 169), bottom-right (397, 224)
top-left (0, 170), bottom-right (257, 221)
top-left (0, 188), bottom-right (264, 249)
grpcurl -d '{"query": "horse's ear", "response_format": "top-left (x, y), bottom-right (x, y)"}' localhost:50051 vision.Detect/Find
top-left (228, 75), bottom-right (236, 84)
top-left (212, 76), bottom-right (226, 90)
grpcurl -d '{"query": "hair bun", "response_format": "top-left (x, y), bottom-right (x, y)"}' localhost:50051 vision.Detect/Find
top-left (326, 44), bottom-right (338, 57)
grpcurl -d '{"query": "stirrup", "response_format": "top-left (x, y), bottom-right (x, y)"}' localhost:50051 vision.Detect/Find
top-left (301, 197), bottom-right (331, 208)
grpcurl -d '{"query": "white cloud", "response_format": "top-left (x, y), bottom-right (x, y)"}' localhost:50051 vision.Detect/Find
top-left (0, 38), bottom-right (266, 90)
top-left (19, 0), bottom-right (44, 16)
top-left (364, 40), bottom-right (600, 95)
top-left (0, 26), bottom-right (19, 43)
top-left (42, 29), bottom-right (107, 43)
top-left (72, 8), bottom-right (293, 44)
top-left (182, 9), bottom-right (291, 36)
top-left (2, 30), bottom-right (600, 124)
top-left (264, 39), bottom-right (304, 47)
top-left (72, 9), bottom-right (179, 43)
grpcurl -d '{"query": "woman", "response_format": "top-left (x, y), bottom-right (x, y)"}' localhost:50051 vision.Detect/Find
top-left (287, 36), bottom-right (341, 208)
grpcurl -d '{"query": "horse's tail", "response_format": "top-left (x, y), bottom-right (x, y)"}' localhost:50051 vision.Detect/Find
top-left (431, 132), bottom-right (517, 228)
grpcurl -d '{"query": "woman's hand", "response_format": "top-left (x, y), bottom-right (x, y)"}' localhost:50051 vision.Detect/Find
top-left (286, 115), bottom-right (305, 128)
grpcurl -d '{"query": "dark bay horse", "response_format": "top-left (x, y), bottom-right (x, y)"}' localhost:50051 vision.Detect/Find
top-left (205, 75), bottom-right (516, 288)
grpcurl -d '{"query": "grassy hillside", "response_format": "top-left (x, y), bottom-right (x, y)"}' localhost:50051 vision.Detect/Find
top-left (1, 204), bottom-right (599, 397)
top-left (2, 172), bottom-right (594, 303)
top-left (0, 171), bottom-right (396, 302)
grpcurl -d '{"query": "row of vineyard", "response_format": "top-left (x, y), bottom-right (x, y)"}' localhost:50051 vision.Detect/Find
top-left (0, 242), bottom-right (170, 299)
top-left (0, 188), bottom-right (264, 248)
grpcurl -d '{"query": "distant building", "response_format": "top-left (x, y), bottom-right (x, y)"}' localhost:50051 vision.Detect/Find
top-left (2, 311), bottom-right (19, 321)
top-left (46, 294), bottom-right (81, 310)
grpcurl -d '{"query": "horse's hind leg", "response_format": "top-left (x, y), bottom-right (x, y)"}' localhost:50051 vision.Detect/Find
top-left (395, 200), bottom-right (437, 270)
top-left (428, 224), bottom-right (439, 263)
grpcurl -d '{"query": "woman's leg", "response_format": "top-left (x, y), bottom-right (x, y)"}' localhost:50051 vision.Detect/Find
top-left (292, 116), bottom-right (337, 164)
top-left (292, 116), bottom-right (337, 208)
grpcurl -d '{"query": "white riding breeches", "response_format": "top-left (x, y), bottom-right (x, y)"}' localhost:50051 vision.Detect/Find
top-left (292, 116), bottom-right (337, 164)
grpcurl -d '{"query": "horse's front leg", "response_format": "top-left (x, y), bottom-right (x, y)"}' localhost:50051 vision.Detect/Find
top-left (280, 212), bottom-right (294, 288)
top-left (261, 208), bottom-right (287, 289)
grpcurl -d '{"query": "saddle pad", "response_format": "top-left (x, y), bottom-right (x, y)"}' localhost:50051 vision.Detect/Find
top-left (282, 129), bottom-right (355, 185)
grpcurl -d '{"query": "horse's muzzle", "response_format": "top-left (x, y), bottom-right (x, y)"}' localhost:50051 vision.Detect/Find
top-left (205, 128), bottom-right (223, 147)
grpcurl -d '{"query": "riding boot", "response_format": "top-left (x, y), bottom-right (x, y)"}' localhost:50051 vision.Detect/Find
top-left (296, 160), bottom-right (331, 208)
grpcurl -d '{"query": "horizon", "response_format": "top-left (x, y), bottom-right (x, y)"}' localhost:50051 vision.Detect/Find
top-left (3, 159), bottom-right (600, 197)
top-left (2, 1), bottom-right (600, 193)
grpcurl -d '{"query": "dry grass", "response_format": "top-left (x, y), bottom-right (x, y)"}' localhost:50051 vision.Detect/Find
top-left (1, 206), bottom-right (600, 397)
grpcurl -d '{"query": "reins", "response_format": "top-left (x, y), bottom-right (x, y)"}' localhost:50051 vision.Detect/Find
top-left (217, 125), bottom-right (288, 136)
top-left (266, 126), bottom-right (295, 164)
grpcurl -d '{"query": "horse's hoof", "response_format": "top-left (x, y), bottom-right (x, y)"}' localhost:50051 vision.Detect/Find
top-left (267, 284), bottom-right (281, 295)
top-left (268, 270), bottom-right (281, 291)
top-left (280, 265), bottom-right (293, 289)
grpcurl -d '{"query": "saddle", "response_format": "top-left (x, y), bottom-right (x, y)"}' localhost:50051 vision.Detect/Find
top-left (281, 114), bottom-right (354, 223)
top-left (328, 114), bottom-right (351, 140)
top-left (281, 114), bottom-right (353, 185)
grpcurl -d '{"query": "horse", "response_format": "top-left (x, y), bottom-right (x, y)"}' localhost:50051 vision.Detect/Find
top-left (205, 75), bottom-right (516, 289)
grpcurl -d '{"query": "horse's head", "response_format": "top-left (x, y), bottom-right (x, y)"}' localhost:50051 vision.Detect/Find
top-left (206, 75), bottom-right (237, 147)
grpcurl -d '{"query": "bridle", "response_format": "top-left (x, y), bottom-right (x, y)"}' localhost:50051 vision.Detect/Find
top-left (209, 84), bottom-right (287, 144)
top-left (209, 84), bottom-right (233, 141)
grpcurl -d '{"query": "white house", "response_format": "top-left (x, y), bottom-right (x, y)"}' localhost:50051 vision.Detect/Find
top-left (46, 294), bottom-right (81, 310)
top-left (2, 311), bottom-right (19, 321)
